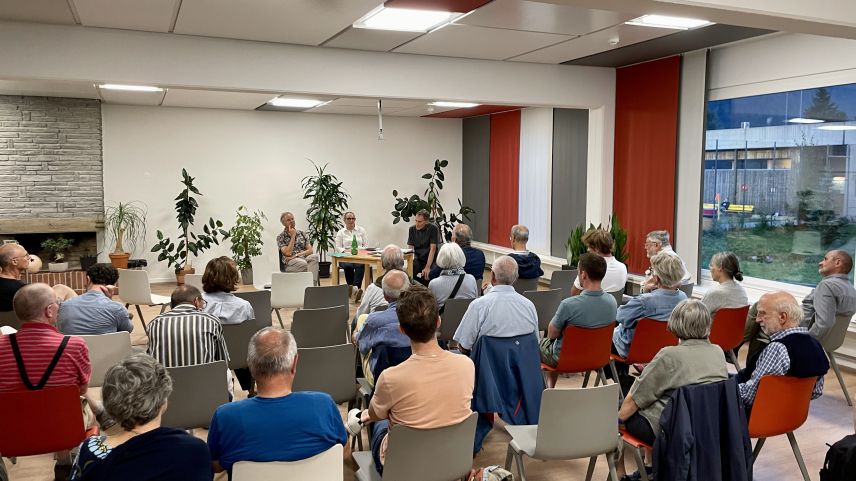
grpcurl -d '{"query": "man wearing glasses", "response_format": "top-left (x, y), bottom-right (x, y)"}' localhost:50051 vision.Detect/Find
top-left (0, 243), bottom-right (79, 313)
top-left (641, 230), bottom-right (690, 292)
top-left (334, 211), bottom-right (369, 302)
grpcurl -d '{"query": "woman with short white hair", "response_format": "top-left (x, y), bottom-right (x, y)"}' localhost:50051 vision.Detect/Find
top-left (428, 243), bottom-right (478, 310)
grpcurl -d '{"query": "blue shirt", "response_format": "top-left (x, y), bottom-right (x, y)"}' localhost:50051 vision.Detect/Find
top-left (59, 290), bottom-right (133, 335)
top-left (357, 302), bottom-right (411, 371)
top-left (207, 391), bottom-right (347, 473)
top-left (612, 288), bottom-right (686, 357)
top-left (549, 290), bottom-right (617, 357)
top-left (453, 284), bottom-right (538, 350)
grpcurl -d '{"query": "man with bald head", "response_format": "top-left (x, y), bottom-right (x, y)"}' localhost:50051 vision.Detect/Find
top-left (207, 327), bottom-right (347, 475)
top-left (428, 223), bottom-right (486, 282)
top-left (736, 291), bottom-right (829, 408)
top-left (454, 255), bottom-right (538, 355)
top-left (0, 243), bottom-right (32, 311)
top-left (801, 249), bottom-right (856, 341)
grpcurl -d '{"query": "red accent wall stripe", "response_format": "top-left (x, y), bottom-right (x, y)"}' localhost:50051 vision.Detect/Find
top-left (613, 56), bottom-right (681, 274)
top-left (488, 110), bottom-right (520, 247)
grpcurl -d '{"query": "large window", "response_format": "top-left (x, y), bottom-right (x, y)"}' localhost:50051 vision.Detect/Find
top-left (702, 84), bottom-right (856, 286)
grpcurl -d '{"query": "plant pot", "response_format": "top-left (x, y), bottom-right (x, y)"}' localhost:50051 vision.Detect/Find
top-left (240, 268), bottom-right (253, 285)
top-left (318, 261), bottom-right (331, 279)
top-left (49, 262), bottom-right (69, 272)
top-left (175, 265), bottom-right (196, 286)
top-left (109, 252), bottom-right (130, 269)
top-left (80, 255), bottom-right (98, 271)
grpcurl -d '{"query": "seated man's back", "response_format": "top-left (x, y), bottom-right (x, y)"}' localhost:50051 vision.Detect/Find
top-left (147, 286), bottom-right (228, 368)
top-left (60, 291), bottom-right (132, 335)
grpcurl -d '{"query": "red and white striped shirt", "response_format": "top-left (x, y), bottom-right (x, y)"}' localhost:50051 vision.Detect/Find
top-left (0, 322), bottom-right (90, 392)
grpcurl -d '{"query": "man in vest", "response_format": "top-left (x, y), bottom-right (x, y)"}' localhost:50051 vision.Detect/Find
top-left (736, 291), bottom-right (829, 408)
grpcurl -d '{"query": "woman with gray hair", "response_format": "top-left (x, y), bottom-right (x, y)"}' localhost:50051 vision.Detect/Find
top-left (70, 354), bottom-right (212, 481)
top-left (428, 243), bottom-right (478, 310)
top-left (701, 251), bottom-right (749, 314)
top-left (615, 299), bottom-right (728, 479)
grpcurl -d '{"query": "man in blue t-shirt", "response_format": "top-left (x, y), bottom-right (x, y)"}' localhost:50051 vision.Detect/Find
top-left (539, 253), bottom-right (617, 387)
top-left (207, 327), bottom-right (347, 475)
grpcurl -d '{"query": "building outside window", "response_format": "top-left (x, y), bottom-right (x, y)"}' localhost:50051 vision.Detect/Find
top-left (702, 83), bottom-right (856, 287)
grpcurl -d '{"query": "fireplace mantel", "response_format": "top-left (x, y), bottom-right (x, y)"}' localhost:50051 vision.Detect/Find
top-left (0, 217), bottom-right (102, 234)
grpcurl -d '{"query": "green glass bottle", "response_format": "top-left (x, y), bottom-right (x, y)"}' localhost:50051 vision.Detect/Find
top-left (351, 234), bottom-right (358, 255)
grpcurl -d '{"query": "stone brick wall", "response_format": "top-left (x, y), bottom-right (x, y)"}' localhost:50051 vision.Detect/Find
top-left (0, 95), bottom-right (103, 219)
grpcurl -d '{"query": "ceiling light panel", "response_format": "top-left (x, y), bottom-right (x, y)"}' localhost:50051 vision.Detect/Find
top-left (98, 84), bottom-right (163, 92)
top-left (625, 14), bottom-right (712, 30)
top-left (354, 6), bottom-right (459, 32)
top-left (431, 101), bottom-right (480, 108)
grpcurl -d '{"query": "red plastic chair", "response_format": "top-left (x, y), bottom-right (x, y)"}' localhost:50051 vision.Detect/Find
top-left (609, 319), bottom-right (678, 397)
top-left (748, 376), bottom-right (816, 481)
top-left (0, 385), bottom-right (87, 457)
top-left (541, 324), bottom-right (614, 387)
top-left (708, 305), bottom-right (750, 369)
top-left (619, 428), bottom-right (653, 481)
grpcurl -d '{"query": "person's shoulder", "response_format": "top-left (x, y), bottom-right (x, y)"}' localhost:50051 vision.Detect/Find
top-left (293, 390), bottom-right (337, 406)
top-left (441, 350), bottom-right (475, 370)
top-left (66, 334), bottom-right (89, 351)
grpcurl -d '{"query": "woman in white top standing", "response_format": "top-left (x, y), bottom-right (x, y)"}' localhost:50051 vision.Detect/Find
top-left (334, 211), bottom-right (369, 302)
top-left (429, 243), bottom-right (478, 310)
top-left (701, 251), bottom-right (749, 314)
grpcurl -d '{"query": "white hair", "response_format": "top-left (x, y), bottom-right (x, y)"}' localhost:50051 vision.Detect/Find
top-left (436, 243), bottom-right (466, 270)
top-left (492, 256), bottom-right (519, 285)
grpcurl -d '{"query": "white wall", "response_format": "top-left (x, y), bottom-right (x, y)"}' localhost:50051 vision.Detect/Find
top-left (102, 105), bottom-right (462, 283)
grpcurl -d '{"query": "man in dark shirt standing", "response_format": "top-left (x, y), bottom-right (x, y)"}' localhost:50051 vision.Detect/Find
top-left (407, 209), bottom-right (440, 286)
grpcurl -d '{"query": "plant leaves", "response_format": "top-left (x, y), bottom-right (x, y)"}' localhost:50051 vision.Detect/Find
top-left (440, 159), bottom-right (448, 167)
top-left (421, 173), bottom-right (432, 179)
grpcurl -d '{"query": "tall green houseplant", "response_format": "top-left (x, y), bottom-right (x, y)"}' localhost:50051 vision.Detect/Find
top-left (104, 201), bottom-right (147, 269)
top-left (151, 169), bottom-right (230, 282)
top-left (302, 161), bottom-right (350, 277)
top-left (229, 206), bottom-right (267, 285)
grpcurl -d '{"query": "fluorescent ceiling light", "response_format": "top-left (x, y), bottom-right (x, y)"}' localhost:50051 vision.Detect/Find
top-left (431, 101), bottom-right (480, 108)
top-left (818, 125), bottom-right (856, 131)
top-left (788, 117), bottom-right (825, 124)
top-left (625, 14), bottom-right (712, 30)
top-left (354, 6), bottom-right (457, 32)
top-left (98, 84), bottom-right (163, 92)
top-left (269, 98), bottom-right (326, 108)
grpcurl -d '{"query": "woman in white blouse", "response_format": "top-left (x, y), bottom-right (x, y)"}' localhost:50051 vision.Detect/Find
top-left (701, 251), bottom-right (749, 314)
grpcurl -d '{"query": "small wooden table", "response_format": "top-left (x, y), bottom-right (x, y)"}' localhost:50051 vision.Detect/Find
top-left (331, 251), bottom-right (414, 289)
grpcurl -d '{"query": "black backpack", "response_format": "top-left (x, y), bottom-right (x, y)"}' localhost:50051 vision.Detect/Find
top-left (820, 434), bottom-right (856, 481)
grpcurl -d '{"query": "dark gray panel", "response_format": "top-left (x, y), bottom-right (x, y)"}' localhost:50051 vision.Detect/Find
top-left (462, 116), bottom-right (490, 242)
top-left (551, 109), bottom-right (588, 258)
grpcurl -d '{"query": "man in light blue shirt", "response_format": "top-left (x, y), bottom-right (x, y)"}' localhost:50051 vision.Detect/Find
top-left (453, 256), bottom-right (538, 354)
top-left (355, 269), bottom-right (411, 386)
top-left (59, 263), bottom-right (133, 335)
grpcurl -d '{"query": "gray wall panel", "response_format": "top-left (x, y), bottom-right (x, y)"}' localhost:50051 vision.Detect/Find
top-left (551, 109), bottom-right (589, 258)
top-left (462, 116), bottom-right (490, 242)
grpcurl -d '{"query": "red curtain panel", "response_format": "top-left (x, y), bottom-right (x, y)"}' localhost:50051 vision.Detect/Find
top-left (489, 110), bottom-right (521, 247)
top-left (613, 56), bottom-right (681, 274)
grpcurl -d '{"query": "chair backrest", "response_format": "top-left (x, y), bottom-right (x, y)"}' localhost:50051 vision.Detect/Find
top-left (748, 376), bottom-right (816, 438)
top-left (0, 310), bottom-right (21, 331)
top-left (678, 283), bottom-right (694, 298)
top-left (162, 360), bottom-right (229, 430)
top-left (533, 384), bottom-right (620, 459)
top-left (235, 290), bottom-right (273, 328)
top-left (232, 444), bottom-right (344, 481)
top-left (117, 268), bottom-right (155, 305)
top-left (371, 344), bottom-right (412, 381)
top-left (292, 343), bottom-right (356, 404)
top-left (381, 412), bottom-right (478, 481)
top-left (821, 313), bottom-right (854, 352)
top-left (0, 385), bottom-right (86, 456)
top-left (373, 304), bottom-right (388, 313)
top-left (555, 324), bottom-right (615, 373)
top-left (270, 272), bottom-right (314, 309)
top-left (523, 288), bottom-right (563, 333)
top-left (439, 297), bottom-right (476, 341)
top-left (184, 273), bottom-right (203, 291)
top-left (550, 270), bottom-right (577, 298)
top-left (222, 319), bottom-right (265, 370)
top-left (79, 332), bottom-right (132, 388)
top-left (607, 290), bottom-right (625, 307)
top-left (709, 305), bottom-right (751, 352)
top-left (291, 305), bottom-right (349, 348)
top-left (303, 284), bottom-right (350, 310)
top-left (624, 318), bottom-right (678, 364)
top-left (513, 277), bottom-right (540, 295)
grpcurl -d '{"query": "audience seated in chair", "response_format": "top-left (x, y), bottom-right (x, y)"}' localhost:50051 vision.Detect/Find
top-left (71, 354), bottom-right (212, 481)
top-left (59, 263), bottom-right (132, 335)
top-left (616, 299), bottom-right (729, 480)
top-left (0, 243), bottom-right (77, 312)
top-left (407, 209), bottom-right (441, 286)
top-left (346, 286), bottom-right (474, 476)
top-left (701, 252), bottom-right (748, 319)
top-left (428, 243), bottom-right (478, 311)
top-left (428, 223), bottom-right (485, 283)
top-left (354, 270), bottom-right (411, 387)
top-left (736, 291), bottom-right (829, 409)
top-left (277, 211), bottom-right (320, 285)
top-left (508, 225), bottom-right (543, 280)
top-left (208, 327), bottom-right (347, 476)
top-left (353, 245), bottom-right (409, 329)
top-left (641, 230), bottom-right (690, 292)
top-left (540, 253), bottom-right (617, 388)
top-left (335, 210), bottom-right (369, 301)
top-left (569, 228), bottom-right (628, 296)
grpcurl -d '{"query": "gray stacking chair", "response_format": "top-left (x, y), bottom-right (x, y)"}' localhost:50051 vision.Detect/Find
top-left (438, 298), bottom-right (476, 342)
top-left (550, 270), bottom-right (577, 299)
top-left (162, 360), bottom-right (229, 431)
top-left (184, 273), bottom-right (203, 292)
top-left (607, 290), bottom-right (627, 307)
top-left (513, 277), bottom-right (540, 295)
top-left (235, 290), bottom-right (273, 328)
top-left (291, 305), bottom-right (349, 347)
top-left (79, 332), bottom-right (132, 388)
top-left (222, 318), bottom-right (266, 371)
top-left (304, 284), bottom-right (350, 310)
top-left (292, 343), bottom-right (357, 405)
top-left (117, 269), bottom-right (170, 330)
top-left (233, 444), bottom-right (343, 481)
top-left (0, 310), bottom-right (21, 331)
top-left (821, 313), bottom-right (855, 406)
top-left (523, 288), bottom-right (563, 334)
top-left (678, 283), bottom-right (694, 298)
top-left (270, 272), bottom-right (314, 328)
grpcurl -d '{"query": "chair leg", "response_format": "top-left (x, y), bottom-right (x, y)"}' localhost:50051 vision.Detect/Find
top-left (274, 309), bottom-right (284, 329)
top-left (728, 350), bottom-right (741, 370)
top-left (631, 446), bottom-right (648, 481)
top-left (752, 437), bottom-right (766, 461)
top-left (787, 432), bottom-right (811, 481)
top-left (515, 451), bottom-right (527, 481)
top-left (582, 371), bottom-right (591, 388)
top-left (585, 456), bottom-right (597, 481)
top-left (159, 304), bottom-right (167, 314)
top-left (504, 445), bottom-right (514, 471)
top-left (609, 361), bottom-right (624, 399)
top-left (605, 450), bottom-right (620, 481)
top-left (828, 352), bottom-right (853, 406)
top-left (135, 305), bottom-right (146, 330)
top-left (597, 368), bottom-right (607, 387)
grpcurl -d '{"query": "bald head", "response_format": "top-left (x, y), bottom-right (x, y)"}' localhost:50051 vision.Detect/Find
top-left (381, 244), bottom-right (405, 271)
top-left (510, 225), bottom-right (529, 245)
top-left (13, 283), bottom-right (57, 323)
top-left (0, 243), bottom-right (27, 271)
top-left (756, 291), bottom-right (803, 336)
top-left (492, 256), bottom-right (519, 285)
top-left (248, 327), bottom-right (298, 381)
top-left (831, 250), bottom-right (853, 275)
top-left (382, 269), bottom-right (410, 301)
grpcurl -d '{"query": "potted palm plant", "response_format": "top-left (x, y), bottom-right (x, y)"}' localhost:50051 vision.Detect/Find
top-left (150, 169), bottom-right (230, 284)
top-left (104, 201), bottom-right (147, 269)
top-left (302, 161), bottom-right (350, 278)
top-left (41, 236), bottom-right (73, 272)
top-left (229, 206), bottom-right (267, 285)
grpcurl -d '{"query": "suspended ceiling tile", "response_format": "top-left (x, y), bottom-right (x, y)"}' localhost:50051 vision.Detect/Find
top-left (162, 89), bottom-right (275, 110)
top-left (393, 24), bottom-right (570, 60)
top-left (456, 0), bottom-right (633, 36)
top-left (325, 27), bottom-right (421, 51)
top-left (306, 104), bottom-right (406, 116)
top-left (509, 23), bottom-right (675, 64)
top-left (0, 79), bottom-right (98, 99)
top-left (72, 0), bottom-right (179, 32)
top-left (0, 0), bottom-right (76, 24)
top-left (98, 88), bottom-right (165, 106)
top-left (174, 0), bottom-right (384, 46)
top-left (394, 105), bottom-right (456, 116)
top-left (330, 97), bottom-right (426, 109)
top-left (423, 104), bottom-right (523, 118)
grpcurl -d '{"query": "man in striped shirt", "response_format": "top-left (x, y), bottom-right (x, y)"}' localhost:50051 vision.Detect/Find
top-left (147, 285), bottom-right (229, 368)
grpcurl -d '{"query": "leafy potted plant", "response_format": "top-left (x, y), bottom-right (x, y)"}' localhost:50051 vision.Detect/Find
top-left (229, 206), bottom-right (267, 285)
top-left (104, 201), bottom-right (148, 269)
top-left (564, 224), bottom-right (588, 271)
top-left (391, 159), bottom-right (475, 241)
top-left (302, 161), bottom-right (350, 278)
top-left (608, 214), bottom-right (629, 264)
top-left (41, 236), bottom-right (73, 272)
top-left (151, 169), bottom-right (230, 285)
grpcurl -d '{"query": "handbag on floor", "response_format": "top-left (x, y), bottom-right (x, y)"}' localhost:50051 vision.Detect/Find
top-left (820, 434), bottom-right (856, 481)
